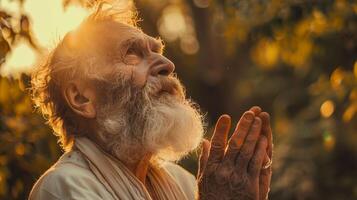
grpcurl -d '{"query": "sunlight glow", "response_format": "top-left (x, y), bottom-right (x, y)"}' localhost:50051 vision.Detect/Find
top-left (1, 42), bottom-right (36, 75)
top-left (1, 0), bottom-right (89, 75)
top-left (158, 5), bottom-right (186, 42)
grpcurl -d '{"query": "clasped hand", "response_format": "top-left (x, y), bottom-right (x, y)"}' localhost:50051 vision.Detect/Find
top-left (197, 106), bottom-right (273, 200)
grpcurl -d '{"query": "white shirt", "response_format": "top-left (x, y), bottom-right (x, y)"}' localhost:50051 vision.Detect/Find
top-left (29, 150), bottom-right (197, 200)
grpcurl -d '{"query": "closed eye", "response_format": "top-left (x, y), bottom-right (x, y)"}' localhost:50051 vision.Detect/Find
top-left (151, 39), bottom-right (164, 54)
top-left (151, 47), bottom-right (162, 54)
top-left (126, 46), bottom-right (143, 57)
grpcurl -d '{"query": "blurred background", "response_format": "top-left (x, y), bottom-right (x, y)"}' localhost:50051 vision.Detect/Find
top-left (0, 0), bottom-right (356, 199)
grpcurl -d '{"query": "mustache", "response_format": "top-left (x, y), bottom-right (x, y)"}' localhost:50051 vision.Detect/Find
top-left (94, 74), bottom-right (185, 106)
top-left (147, 75), bottom-right (183, 97)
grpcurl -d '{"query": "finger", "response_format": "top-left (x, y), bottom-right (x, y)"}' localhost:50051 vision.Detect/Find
top-left (259, 112), bottom-right (273, 158)
top-left (224, 111), bottom-right (255, 162)
top-left (248, 135), bottom-right (267, 177)
top-left (236, 117), bottom-right (262, 171)
top-left (260, 152), bottom-right (272, 200)
top-left (197, 139), bottom-right (210, 178)
top-left (249, 106), bottom-right (262, 116)
top-left (207, 114), bottom-right (231, 164)
top-left (262, 154), bottom-right (270, 168)
top-left (260, 174), bottom-right (272, 200)
top-left (260, 153), bottom-right (272, 176)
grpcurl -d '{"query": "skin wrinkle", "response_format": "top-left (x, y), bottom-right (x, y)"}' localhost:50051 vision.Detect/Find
top-left (91, 37), bottom-right (204, 164)
top-left (198, 112), bottom-right (270, 200)
top-left (31, 4), bottom-right (273, 199)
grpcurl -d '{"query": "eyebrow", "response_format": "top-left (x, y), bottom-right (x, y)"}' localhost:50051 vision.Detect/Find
top-left (149, 37), bottom-right (164, 54)
top-left (120, 36), bottom-right (164, 54)
top-left (120, 37), bottom-right (143, 51)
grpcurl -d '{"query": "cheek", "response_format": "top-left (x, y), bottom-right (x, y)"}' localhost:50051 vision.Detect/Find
top-left (113, 62), bottom-right (150, 88)
top-left (131, 63), bottom-right (150, 87)
top-left (132, 70), bottom-right (147, 87)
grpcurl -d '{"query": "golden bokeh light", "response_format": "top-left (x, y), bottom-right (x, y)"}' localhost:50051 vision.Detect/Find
top-left (310, 10), bottom-right (328, 35)
top-left (251, 38), bottom-right (279, 69)
top-left (157, 5), bottom-right (199, 55)
top-left (320, 100), bottom-right (335, 118)
top-left (15, 143), bottom-right (25, 156)
top-left (158, 5), bottom-right (186, 42)
top-left (343, 104), bottom-right (356, 123)
top-left (0, 42), bottom-right (36, 76)
top-left (330, 67), bottom-right (344, 89)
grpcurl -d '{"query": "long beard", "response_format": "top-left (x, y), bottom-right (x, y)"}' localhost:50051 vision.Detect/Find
top-left (95, 75), bottom-right (204, 164)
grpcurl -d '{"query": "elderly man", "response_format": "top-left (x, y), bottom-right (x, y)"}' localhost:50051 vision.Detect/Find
top-left (29, 3), bottom-right (273, 200)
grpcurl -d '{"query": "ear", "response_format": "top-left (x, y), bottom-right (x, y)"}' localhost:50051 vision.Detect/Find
top-left (63, 81), bottom-right (97, 119)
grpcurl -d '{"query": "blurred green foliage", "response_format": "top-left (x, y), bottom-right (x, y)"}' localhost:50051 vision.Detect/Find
top-left (0, 0), bottom-right (356, 199)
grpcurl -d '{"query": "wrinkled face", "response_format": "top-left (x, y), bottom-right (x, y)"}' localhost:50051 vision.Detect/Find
top-left (87, 22), bottom-right (204, 163)
top-left (84, 22), bottom-right (175, 90)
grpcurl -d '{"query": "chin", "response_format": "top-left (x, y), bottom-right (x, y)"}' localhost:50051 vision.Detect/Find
top-left (143, 98), bottom-right (204, 162)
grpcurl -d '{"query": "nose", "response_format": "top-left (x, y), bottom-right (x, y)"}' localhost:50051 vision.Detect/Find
top-left (150, 54), bottom-right (175, 76)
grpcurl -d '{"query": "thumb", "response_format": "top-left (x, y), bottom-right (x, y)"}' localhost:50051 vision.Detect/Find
top-left (197, 139), bottom-right (210, 178)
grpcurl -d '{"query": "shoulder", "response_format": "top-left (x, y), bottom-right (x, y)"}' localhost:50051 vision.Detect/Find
top-left (162, 161), bottom-right (198, 200)
top-left (29, 151), bottom-right (112, 200)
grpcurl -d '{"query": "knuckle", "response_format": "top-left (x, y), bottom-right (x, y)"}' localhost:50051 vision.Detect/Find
top-left (210, 142), bottom-right (225, 150)
top-left (227, 146), bottom-right (240, 155)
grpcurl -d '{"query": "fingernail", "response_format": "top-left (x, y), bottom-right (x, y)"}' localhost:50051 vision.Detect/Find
top-left (244, 112), bottom-right (254, 121)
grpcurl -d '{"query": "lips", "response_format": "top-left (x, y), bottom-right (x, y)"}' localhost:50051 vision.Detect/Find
top-left (157, 79), bottom-right (178, 96)
top-left (159, 84), bottom-right (176, 96)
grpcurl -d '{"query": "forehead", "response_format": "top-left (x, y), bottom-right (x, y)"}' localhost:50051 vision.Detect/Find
top-left (80, 22), bottom-right (164, 76)
top-left (100, 22), bottom-right (162, 50)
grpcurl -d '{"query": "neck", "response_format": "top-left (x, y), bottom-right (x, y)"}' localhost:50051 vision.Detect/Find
top-left (88, 133), bottom-right (153, 184)
top-left (125, 153), bottom-right (153, 184)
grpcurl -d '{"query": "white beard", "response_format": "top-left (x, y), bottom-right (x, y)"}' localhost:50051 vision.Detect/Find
top-left (95, 75), bottom-right (204, 164)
